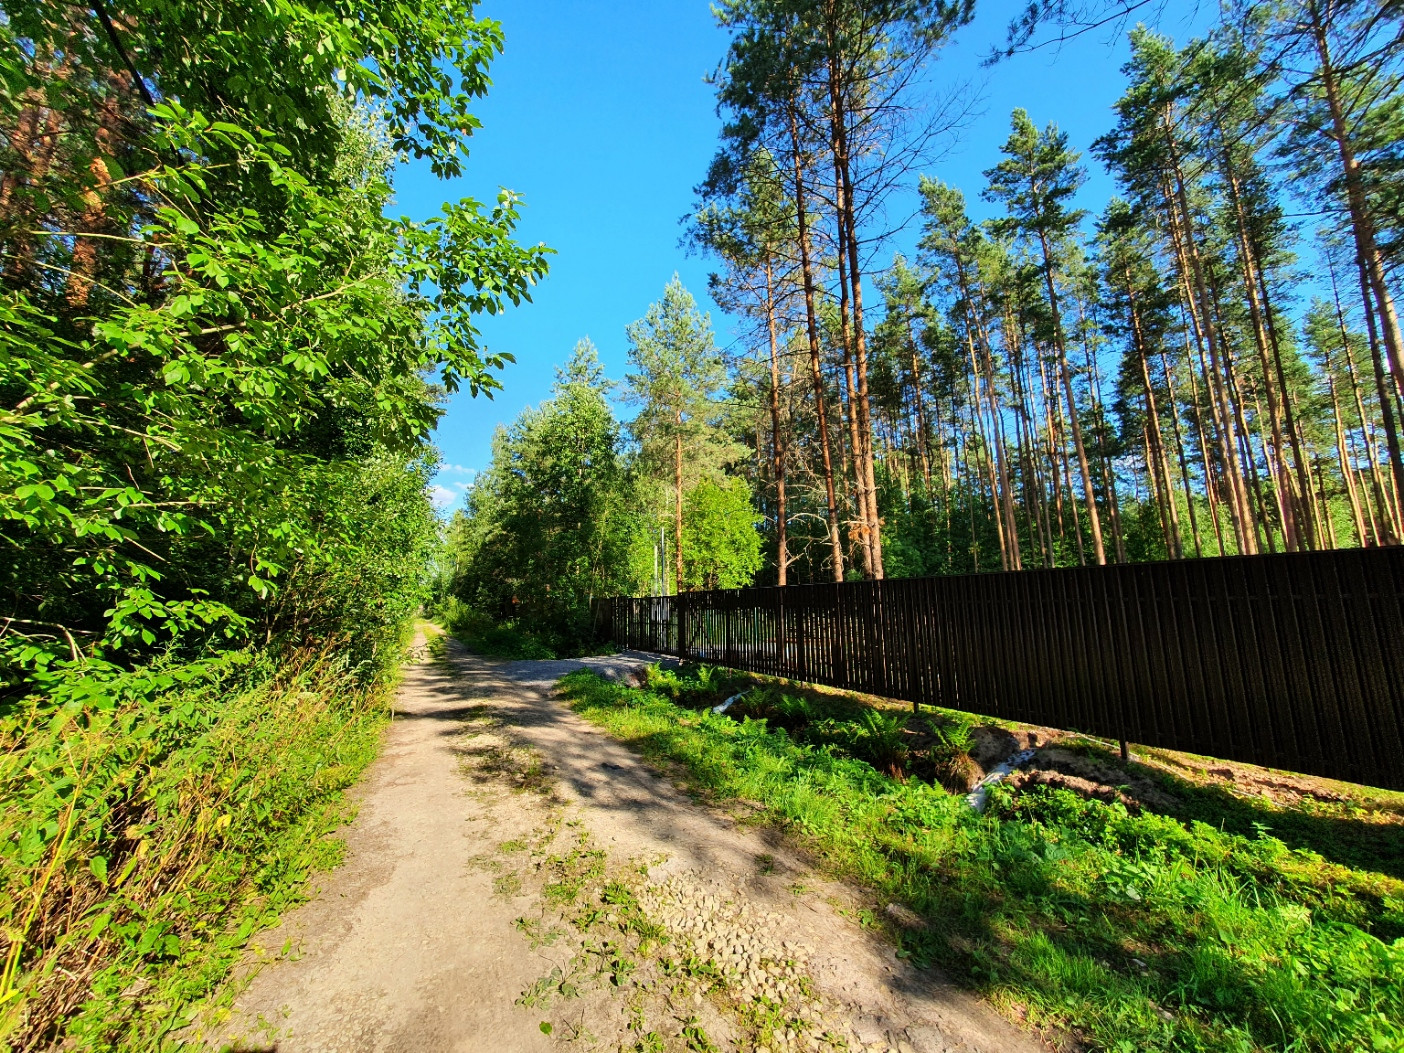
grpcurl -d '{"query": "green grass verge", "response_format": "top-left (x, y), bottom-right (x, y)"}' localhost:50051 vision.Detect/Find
top-left (0, 645), bottom-right (393, 1051)
top-left (558, 668), bottom-right (1404, 1053)
top-left (1121, 741), bottom-right (1404, 882)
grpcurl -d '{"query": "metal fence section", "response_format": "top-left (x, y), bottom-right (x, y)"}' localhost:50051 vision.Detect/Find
top-left (592, 547), bottom-right (1404, 791)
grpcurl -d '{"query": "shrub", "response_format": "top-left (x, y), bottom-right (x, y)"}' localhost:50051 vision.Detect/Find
top-left (928, 718), bottom-right (980, 792)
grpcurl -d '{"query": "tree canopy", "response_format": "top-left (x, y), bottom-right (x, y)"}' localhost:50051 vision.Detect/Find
top-left (1, 0), bottom-right (552, 1043)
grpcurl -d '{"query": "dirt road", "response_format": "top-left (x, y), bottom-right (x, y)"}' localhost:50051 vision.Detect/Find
top-left (201, 633), bottom-right (1046, 1053)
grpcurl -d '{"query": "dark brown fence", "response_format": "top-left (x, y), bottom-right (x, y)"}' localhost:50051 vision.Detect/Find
top-left (593, 547), bottom-right (1404, 791)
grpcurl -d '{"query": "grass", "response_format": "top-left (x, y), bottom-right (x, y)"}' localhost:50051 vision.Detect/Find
top-left (1124, 742), bottom-right (1404, 883)
top-left (558, 664), bottom-right (1404, 1053)
top-left (0, 643), bottom-right (394, 1051)
top-left (647, 662), bottom-right (988, 791)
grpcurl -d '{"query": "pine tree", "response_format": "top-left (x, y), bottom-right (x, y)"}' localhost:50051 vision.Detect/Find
top-left (625, 276), bottom-right (733, 593)
top-left (985, 109), bottom-right (1107, 564)
top-left (690, 148), bottom-right (799, 584)
top-left (1264, 0), bottom-right (1404, 527)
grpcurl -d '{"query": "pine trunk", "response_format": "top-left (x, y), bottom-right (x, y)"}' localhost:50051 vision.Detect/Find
top-left (1358, 257), bottom-right (1404, 532)
top-left (1223, 155), bottom-right (1309, 549)
top-left (1127, 275), bottom-right (1183, 557)
top-left (787, 104), bottom-right (845, 581)
top-left (1157, 346), bottom-right (1203, 557)
top-left (765, 260), bottom-right (788, 585)
top-left (1034, 230), bottom-right (1105, 564)
top-left (1162, 163), bottom-right (1255, 553)
top-left (1329, 260), bottom-right (1397, 541)
top-left (674, 413), bottom-right (684, 591)
top-left (823, 8), bottom-right (882, 579)
top-left (833, 213), bottom-right (874, 578)
top-left (1311, 4), bottom-right (1404, 414)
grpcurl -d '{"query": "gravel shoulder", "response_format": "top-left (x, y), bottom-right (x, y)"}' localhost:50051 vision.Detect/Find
top-left (199, 633), bottom-right (1047, 1053)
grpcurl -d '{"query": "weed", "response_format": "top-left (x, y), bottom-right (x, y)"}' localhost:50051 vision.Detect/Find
top-left (493, 873), bottom-right (523, 897)
top-left (516, 963), bottom-right (586, 1009)
top-left (682, 1016), bottom-right (719, 1052)
top-left (541, 836), bottom-right (607, 907)
top-left (600, 882), bottom-right (668, 943)
top-left (643, 662), bottom-right (744, 706)
top-left (563, 1020), bottom-right (597, 1042)
top-left (854, 709), bottom-right (910, 776)
top-left (514, 917), bottom-right (566, 950)
top-left (928, 717), bottom-right (980, 792)
top-left (435, 601), bottom-right (559, 659)
top-left (772, 692), bottom-right (817, 727)
top-left (930, 716), bottom-right (975, 755)
top-left (605, 950), bottom-right (636, 987)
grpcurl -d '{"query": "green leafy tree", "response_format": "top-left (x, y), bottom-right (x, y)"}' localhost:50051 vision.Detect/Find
top-left (452, 340), bottom-right (647, 644)
top-left (0, 3), bottom-right (551, 1042)
top-left (681, 476), bottom-right (763, 590)
top-left (1, 1), bottom-right (550, 689)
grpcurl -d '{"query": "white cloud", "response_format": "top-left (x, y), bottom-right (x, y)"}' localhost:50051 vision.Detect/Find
top-left (429, 484), bottom-right (457, 510)
top-left (439, 463), bottom-right (476, 476)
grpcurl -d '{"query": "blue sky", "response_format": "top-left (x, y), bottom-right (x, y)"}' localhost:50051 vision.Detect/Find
top-left (402, 1), bottom-right (1213, 512)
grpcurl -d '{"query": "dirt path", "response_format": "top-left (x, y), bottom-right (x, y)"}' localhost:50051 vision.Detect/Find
top-left (201, 634), bottom-right (1047, 1053)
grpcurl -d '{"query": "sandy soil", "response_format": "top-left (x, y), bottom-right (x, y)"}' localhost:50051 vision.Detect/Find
top-left (197, 634), bottom-right (1048, 1053)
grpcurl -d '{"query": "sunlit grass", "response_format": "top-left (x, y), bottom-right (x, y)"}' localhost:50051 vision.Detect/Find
top-left (559, 667), bottom-right (1404, 1053)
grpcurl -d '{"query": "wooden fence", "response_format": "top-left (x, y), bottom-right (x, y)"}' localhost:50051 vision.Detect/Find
top-left (593, 547), bottom-right (1404, 791)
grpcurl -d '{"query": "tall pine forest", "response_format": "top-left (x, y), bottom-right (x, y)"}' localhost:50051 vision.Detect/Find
top-left (686, 0), bottom-right (1404, 589)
